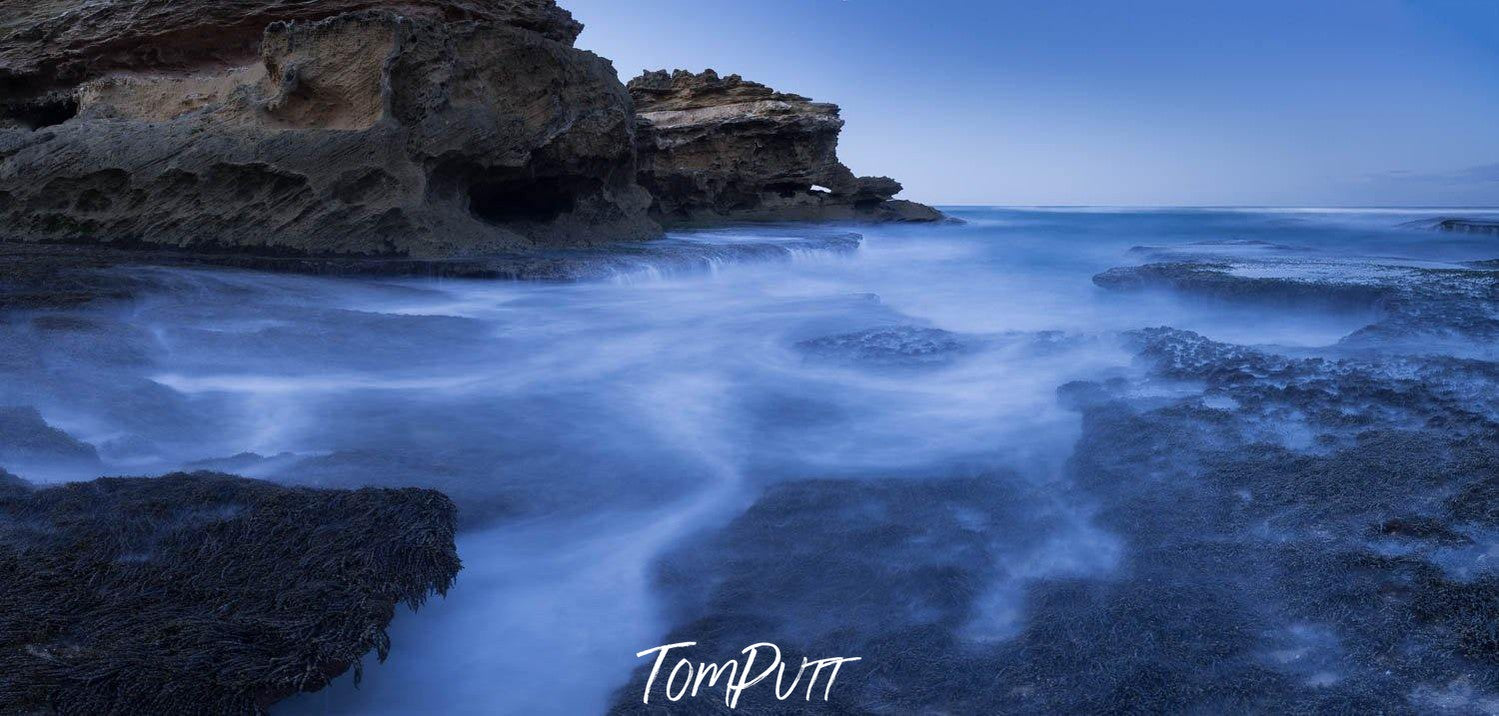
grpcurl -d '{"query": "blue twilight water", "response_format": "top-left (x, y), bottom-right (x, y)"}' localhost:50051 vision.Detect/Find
top-left (2, 208), bottom-right (1497, 713)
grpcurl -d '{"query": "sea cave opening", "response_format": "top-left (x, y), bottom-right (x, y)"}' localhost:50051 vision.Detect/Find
top-left (467, 175), bottom-right (580, 224)
top-left (3, 95), bottom-right (80, 130)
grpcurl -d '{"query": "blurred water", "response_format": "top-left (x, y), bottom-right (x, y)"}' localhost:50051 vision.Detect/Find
top-left (2, 207), bottom-right (1496, 713)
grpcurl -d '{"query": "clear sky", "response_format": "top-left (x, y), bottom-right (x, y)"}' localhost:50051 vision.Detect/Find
top-left (563, 0), bottom-right (1499, 207)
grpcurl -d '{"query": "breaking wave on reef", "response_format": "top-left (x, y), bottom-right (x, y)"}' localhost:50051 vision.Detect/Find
top-left (2, 209), bottom-right (1498, 713)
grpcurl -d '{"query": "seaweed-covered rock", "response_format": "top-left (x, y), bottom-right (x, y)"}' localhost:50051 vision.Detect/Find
top-left (628, 69), bottom-right (945, 226)
top-left (0, 0), bottom-right (657, 257)
top-left (1018, 328), bottom-right (1499, 711)
top-left (0, 471), bottom-right (461, 714)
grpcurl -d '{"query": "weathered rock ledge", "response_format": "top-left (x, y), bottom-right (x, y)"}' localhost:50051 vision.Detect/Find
top-left (0, 1), bottom-right (944, 263)
top-left (629, 69), bottom-right (945, 226)
top-left (0, 470), bottom-right (461, 714)
top-left (0, 0), bottom-right (655, 257)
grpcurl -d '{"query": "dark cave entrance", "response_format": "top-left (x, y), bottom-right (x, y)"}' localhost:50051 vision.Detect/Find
top-left (766, 182), bottom-right (809, 199)
top-left (2, 95), bottom-right (80, 130)
top-left (467, 175), bottom-right (579, 224)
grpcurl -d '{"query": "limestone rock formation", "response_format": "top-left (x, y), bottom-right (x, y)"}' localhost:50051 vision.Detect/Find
top-left (0, 2), bottom-right (946, 261)
top-left (0, 0), bottom-right (657, 257)
top-left (0, 471), bottom-right (461, 713)
top-left (629, 69), bottom-right (945, 225)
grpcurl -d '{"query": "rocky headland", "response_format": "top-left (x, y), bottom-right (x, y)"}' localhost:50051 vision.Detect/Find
top-left (0, 0), bottom-right (655, 258)
top-left (629, 69), bottom-right (944, 225)
top-left (0, 0), bottom-right (942, 269)
top-left (0, 1), bottom-right (945, 710)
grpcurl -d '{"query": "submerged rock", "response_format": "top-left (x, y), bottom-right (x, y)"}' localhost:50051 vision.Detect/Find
top-left (615, 474), bottom-right (1095, 713)
top-left (0, 229), bottom-right (863, 307)
top-left (1093, 260), bottom-right (1393, 309)
top-left (1029, 327), bottom-right (1499, 712)
top-left (1095, 254), bottom-right (1499, 347)
top-left (0, 471), bottom-right (460, 714)
top-left (0, 242), bottom-right (168, 309)
top-left (1434, 218), bottom-right (1499, 236)
top-left (796, 326), bottom-right (967, 367)
top-left (1126, 239), bottom-right (1308, 262)
top-left (629, 69), bottom-right (946, 226)
top-left (0, 0), bottom-right (657, 257)
top-left (0, 405), bottom-right (100, 468)
top-left (1400, 218), bottom-right (1499, 236)
top-left (627, 322), bottom-right (1499, 713)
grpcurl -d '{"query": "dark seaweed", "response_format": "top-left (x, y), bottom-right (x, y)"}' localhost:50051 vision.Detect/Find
top-left (0, 471), bottom-right (461, 714)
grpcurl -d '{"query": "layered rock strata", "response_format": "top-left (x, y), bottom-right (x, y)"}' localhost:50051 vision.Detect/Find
top-left (0, 3), bottom-right (946, 260)
top-left (629, 69), bottom-right (945, 225)
top-left (0, 0), bottom-right (656, 257)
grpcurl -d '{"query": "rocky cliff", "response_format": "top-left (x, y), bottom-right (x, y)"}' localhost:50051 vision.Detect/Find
top-left (629, 69), bottom-right (944, 225)
top-left (0, 1), bottom-right (943, 261)
top-left (0, 0), bottom-right (656, 257)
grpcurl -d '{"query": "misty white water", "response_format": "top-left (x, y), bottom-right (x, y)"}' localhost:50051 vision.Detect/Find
top-left (3, 208), bottom-right (1496, 713)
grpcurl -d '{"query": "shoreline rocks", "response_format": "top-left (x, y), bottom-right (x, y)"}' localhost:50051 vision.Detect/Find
top-left (1093, 254), bottom-right (1499, 346)
top-left (1400, 218), bottom-right (1499, 236)
top-left (0, 1), bottom-right (656, 257)
top-left (0, 1), bottom-right (943, 263)
top-left (630, 69), bottom-right (945, 226)
top-left (0, 471), bottom-right (460, 714)
top-left (0, 228), bottom-right (865, 309)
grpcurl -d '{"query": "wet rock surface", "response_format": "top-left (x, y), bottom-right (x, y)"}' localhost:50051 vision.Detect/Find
top-left (795, 326), bottom-right (968, 367)
top-left (606, 234), bottom-right (1499, 714)
top-left (0, 405), bottom-right (99, 467)
top-left (6, 203), bottom-right (1499, 712)
top-left (613, 326), bottom-right (1499, 713)
top-left (629, 70), bottom-right (945, 226)
top-left (1095, 252), bottom-right (1499, 347)
top-left (1401, 218), bottom-right (1499, 237)
top-left (614, 475), bottom-right (1118, 714)
top-left (1043, 327), bottom-right (1499, 710)
top-left (0, 229), bottom-right (863, 307)
top-left (0, 471), bottom-right (460, 714)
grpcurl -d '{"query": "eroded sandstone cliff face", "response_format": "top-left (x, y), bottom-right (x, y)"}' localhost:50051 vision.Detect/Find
top-left (0, 1), bottom-right (943, 261)
top-left (0, 0), bottom-right (657, 257)
top-left (629, 69), bottom-right (944, 226)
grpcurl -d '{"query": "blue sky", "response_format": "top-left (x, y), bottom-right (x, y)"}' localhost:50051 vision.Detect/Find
top-left (564, 0), bottom-right (1499, 207)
